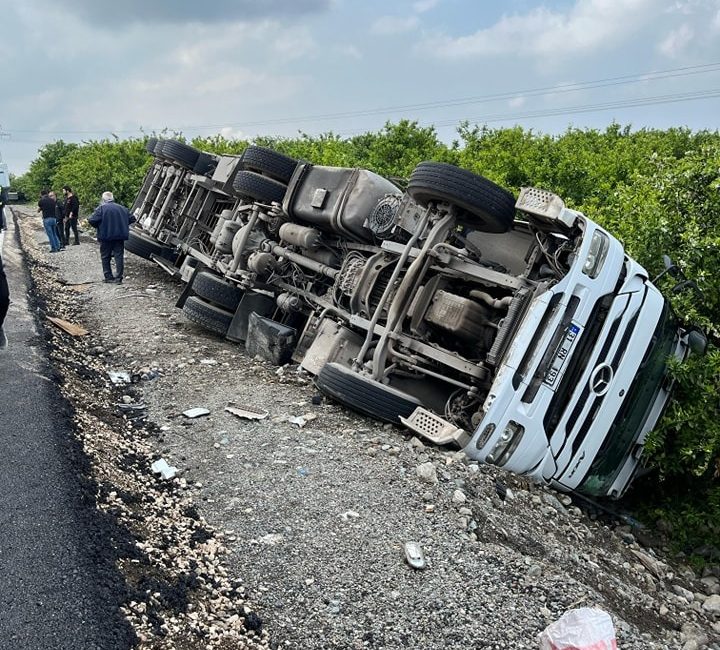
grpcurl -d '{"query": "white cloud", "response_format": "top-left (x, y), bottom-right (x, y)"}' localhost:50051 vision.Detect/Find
top-left (658, 24), bottom-right (695, 56)
top-left (508, 96), bottom-right (526, 108)
top-left (413, 0), bottom-right (439, 12)
top-left (219, 126), bottom-right (246, 140)
top-left (336, 44), bottom-right (363, 59)
top-left (272, 27), bottom-right (318, 59)
top-left (371, 15), bottom-right (420, 35)
top-left (422, 0), bottom-right (656, 59)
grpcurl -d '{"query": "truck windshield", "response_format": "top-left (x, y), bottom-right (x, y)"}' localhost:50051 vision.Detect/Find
top-left (578, 302), bottom-right (679, 497)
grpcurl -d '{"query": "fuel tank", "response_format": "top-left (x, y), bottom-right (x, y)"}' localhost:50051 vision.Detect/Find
top-left (282, 163), bottom-right (401, 243)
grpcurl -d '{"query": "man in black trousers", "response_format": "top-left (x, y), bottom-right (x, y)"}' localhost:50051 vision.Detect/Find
top-left (88, 191), bottom-right (135, 284)
top-left (0, 252), bottom-right (9, 349)
top-left (62, 185), bottom-right (80, 245)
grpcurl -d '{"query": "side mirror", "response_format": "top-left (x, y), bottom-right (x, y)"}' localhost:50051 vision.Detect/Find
top-left (654, 254), bottom-right (683, 284)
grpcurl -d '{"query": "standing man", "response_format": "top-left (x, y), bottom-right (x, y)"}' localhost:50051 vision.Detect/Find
top-left (38, 189), bottom-right (62, 253)
top-left (62, 185), bottom-right (80, 246)
top-left (49, 191), bottom-right (66, 249)
top-left (0, 198), bottom-right (8, 349)
top-left (0, 250), bottom-right (8, 349)
top-left (88, 191), bottom-right (135, 284)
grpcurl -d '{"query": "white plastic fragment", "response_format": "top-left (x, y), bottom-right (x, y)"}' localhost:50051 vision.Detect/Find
top-left (404, 541), bottom-right (427, 570)
top-left (108, 370), bottom-right (131, 385)
top-left (287, 413), bottom-right (318, 428)
top-left (224, 406), bottom-right (269, 421)
top-left (538, 608), bottom-right (616, 650)
top-left (151, 458), bottom-right (178, 480)
top-left (339, 510), bottom-right (360, 521)
top-left (183, 407), bottom-right (210, 418)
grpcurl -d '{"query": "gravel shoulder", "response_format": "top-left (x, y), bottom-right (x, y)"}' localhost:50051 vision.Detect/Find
top-left (13, 206), bottom-right (720, 649)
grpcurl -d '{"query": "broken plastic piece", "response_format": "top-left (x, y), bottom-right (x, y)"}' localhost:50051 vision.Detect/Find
top-left (538, 608), bottom-right (616, 650)
top-left (108, 370), bottom-right (132, 385)
top-left (287, 413), bottom-right (318, 428)
top-left (183, 407), bottom-right (210, 418)
top-left (151, 458), bottom-right (178, 480)
top-left (404, 541), bottom-right (427, 570)
top-left (225, 406), bottom-right (269, 421)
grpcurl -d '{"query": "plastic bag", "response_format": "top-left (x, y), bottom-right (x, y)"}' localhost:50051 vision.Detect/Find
top-left (538, 608), bottom-right (617, 650)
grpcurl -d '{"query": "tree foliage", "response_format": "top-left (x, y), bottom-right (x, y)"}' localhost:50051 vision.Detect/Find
top-left (13, 122), bottom-right (720, 557)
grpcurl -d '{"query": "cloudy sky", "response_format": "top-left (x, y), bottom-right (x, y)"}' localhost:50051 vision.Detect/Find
top-left (1, 0), bottom-right (719, 174)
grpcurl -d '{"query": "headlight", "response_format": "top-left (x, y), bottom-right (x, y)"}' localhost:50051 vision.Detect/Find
top-left (485, 421), bottom-right (525, 467)
top-left (582, 231), bottom-right (609, 278)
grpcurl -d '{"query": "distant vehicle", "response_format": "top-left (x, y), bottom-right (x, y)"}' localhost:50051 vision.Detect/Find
top-left (0, 160), bottom-right (10, 189)
top-left (127, 140), bottom-right (704, 499)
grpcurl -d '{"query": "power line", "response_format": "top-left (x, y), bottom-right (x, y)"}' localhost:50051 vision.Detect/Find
top-left (6, 61), bottom-right (720, 136)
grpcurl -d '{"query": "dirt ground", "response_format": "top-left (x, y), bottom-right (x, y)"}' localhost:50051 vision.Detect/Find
top-left (12, 206), bottom-right (720, 649)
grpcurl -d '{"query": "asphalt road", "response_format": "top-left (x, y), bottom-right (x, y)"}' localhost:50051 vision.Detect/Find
top-left (0, 208), bottom-right (134, 649)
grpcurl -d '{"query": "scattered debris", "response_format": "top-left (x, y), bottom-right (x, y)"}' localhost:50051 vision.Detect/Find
top-left (108, 370), bottom-right (132, 385)
top-left (47, 316), bottom-right (89, 336)
top-left (151, 458), bottom-right (178, 480)
top-left (404, 541), bottom-right (427, 570)
top-left (225, 405), bottom-right (269, 421)
top-left (416, 462), bottom-right (438, 485)
top-left (183, 407), bottom-right (211, 418)
top-left (287, 413), bottom-right (317, 428)
top-left (538, 608), bottom-right (616, 650)
top-left (339, 510), bottom-right (360, 521)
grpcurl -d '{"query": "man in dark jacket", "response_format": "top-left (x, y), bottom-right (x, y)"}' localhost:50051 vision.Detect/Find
top-left (62, 185), bottom-right (80, 245)
top-left (0, 252), bottom-right (9, 349)
top-left (88, 191), bottom-right (136, 284)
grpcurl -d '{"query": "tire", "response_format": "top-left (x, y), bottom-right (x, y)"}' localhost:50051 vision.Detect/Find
top-left (193, 152), bottom-right (217, 176)
top-left (183, 296), bottom-right (233, 336)
top-left (240, 146), bottom-right (299, 184)
top-left (125, 228), bottom-right (177, 262)
top-left (154, 140), bottom-right (167, 158)
top-left (407, 162), bottom-right (516, 233)
top-left (232, 171), bottom-right (287, 204)
top-left (315, 362), bottom-right (422, 424)
top-left (162, 140), bottom-right (201, 169)
top-left (192, 271), bottom-right (243, 311)
top-left (145, 137), bottom-right (158, 154)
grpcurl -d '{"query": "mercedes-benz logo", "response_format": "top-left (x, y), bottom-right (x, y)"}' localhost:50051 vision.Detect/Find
top-left (589, 363), bottom-right (614, 396)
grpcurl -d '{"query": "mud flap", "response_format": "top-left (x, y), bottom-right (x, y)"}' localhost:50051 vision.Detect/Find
top-left (226, 292), bottom-right (276, 343)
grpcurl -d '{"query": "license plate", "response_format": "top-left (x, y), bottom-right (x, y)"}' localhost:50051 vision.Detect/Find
top-left (543, 323), bottom-right (581, 387)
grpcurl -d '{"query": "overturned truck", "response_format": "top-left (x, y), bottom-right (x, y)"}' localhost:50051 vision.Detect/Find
top-left (129, 140), bottom-right (702, 500)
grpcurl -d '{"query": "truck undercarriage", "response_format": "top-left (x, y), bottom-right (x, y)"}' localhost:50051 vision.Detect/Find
top-left (127, 139), bottom-right (693, 499)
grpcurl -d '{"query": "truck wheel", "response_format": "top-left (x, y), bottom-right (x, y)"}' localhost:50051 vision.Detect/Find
top-left (182, 296), bottom-right (233, 336)
top-left (315, 362), bottom-right (422, 424)
top-left (162, 140), bottom-right (201, 169)
top-left (232, 171), bottom-right (287, 204)
top-left (193, 152), bottom-right (217, 176)
top-left (407, 162), bottom-right (516, 233)
top-left (145, 137), bottom-right (158, 154)
top-left (153, 140), bottom-right (167, 158)
top-left (192, 271), bottom-right (244, 311)
top-left (125, 229), bottom-right (177, 262)
top-left (240, 146), bottom-right (299, 184)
